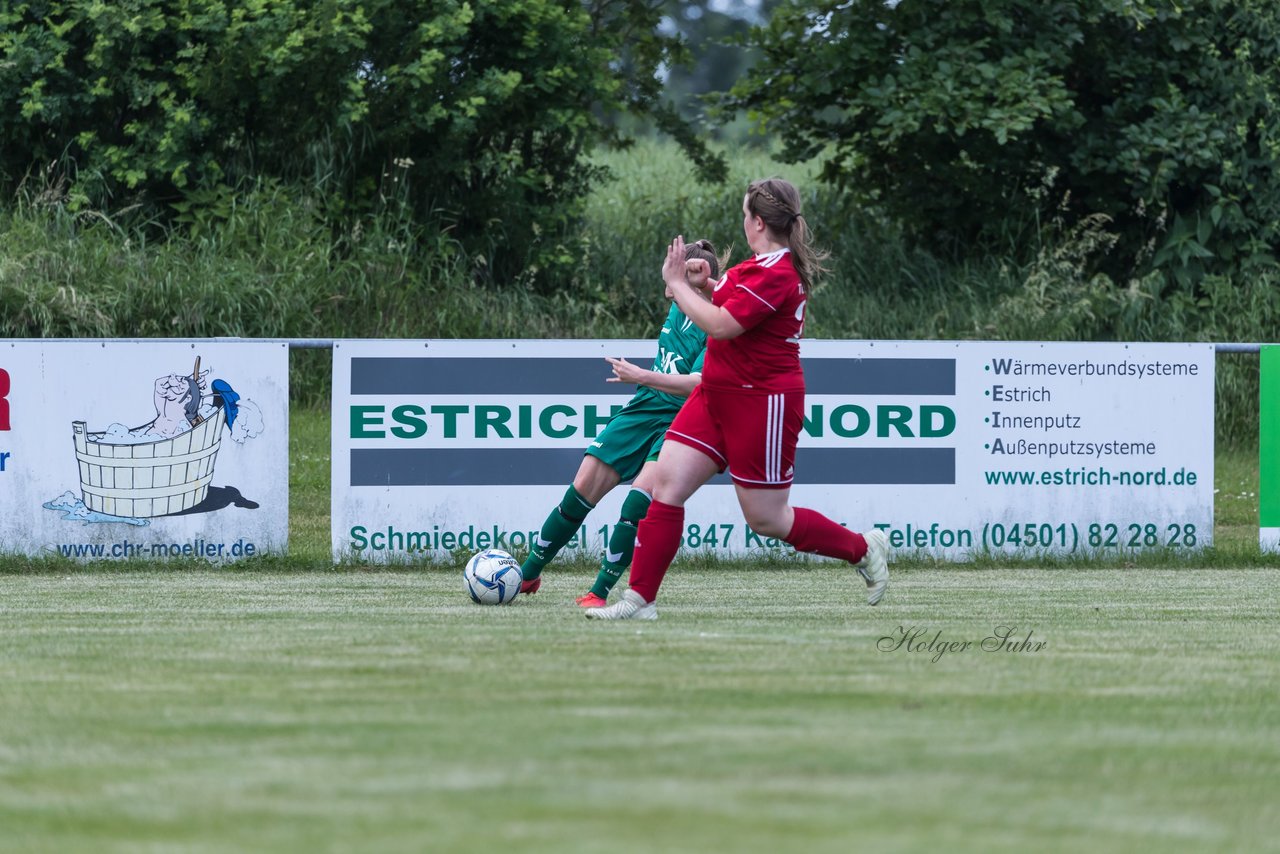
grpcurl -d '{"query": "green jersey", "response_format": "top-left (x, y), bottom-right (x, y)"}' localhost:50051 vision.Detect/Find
top-left (583, 302), bottom-right (706, 481)
top-left (638, 302), bottom-right (708, 410)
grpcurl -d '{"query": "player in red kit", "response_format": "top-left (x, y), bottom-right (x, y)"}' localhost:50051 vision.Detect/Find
top-left (588, 178), bottom-right (889, 621)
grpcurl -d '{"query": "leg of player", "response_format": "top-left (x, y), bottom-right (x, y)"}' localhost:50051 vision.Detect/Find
top-left (586, 442), bottom-right (719, 620)
top-left (577, 464), bottom-right (659, 608)
top-left (520, 456), bottom-right (621, 594)
top-left (736, 486), bottom-right (890, 606)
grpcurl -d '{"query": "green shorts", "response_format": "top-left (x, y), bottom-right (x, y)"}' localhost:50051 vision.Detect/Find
top-left (583, 393), bottom-right (681, 482)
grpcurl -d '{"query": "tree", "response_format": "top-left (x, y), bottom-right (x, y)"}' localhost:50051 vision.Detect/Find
top-left (661, 0), bottom-right (764, 131)
top-left (726, 0), bottom-right (1280, 286)
top-left (0, 0), bottom-right (722, 284)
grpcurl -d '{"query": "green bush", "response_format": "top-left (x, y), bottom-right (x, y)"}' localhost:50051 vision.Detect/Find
top-left (728, 0), bottom-right (1280, 288)
top-left (0, 0), bottom-right (651, 284)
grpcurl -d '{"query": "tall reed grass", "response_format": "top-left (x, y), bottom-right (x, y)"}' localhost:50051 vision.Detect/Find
top-left (582, 141), bottom-right (1278, 447)
top-left (2, 139), bottom-right (1275, 443)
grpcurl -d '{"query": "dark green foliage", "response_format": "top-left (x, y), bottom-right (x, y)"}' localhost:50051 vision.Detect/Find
top-left (727, 0), bottom-right (1280, 287)
top-left (0, 0), bottom-right (723, 285)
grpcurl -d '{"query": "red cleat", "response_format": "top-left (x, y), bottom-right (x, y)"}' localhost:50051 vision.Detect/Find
top-left (520, 577), bottom-right (541, 595)
top-left (575, 592), bottom-right (607, 608)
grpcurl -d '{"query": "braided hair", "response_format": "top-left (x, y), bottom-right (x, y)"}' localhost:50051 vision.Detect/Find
top-left (745, 178), bottom-right (830, 291)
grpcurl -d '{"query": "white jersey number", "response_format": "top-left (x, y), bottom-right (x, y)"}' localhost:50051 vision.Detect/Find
top-left (786, 299), bottom-right (807, 344)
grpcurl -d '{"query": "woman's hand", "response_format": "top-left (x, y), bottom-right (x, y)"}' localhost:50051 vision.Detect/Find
top-left (685, 257), bottom-right (711, 290)
top-left (662, 235), bottom-right (688, 292)
top-left (605, 356), bottom-right (648, 385)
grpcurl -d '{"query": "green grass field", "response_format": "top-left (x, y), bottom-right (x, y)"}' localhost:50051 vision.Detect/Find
top-left (2, 408), bottom-right (1278, 852)
top-left (2, 569), bottom-right (1277, 852)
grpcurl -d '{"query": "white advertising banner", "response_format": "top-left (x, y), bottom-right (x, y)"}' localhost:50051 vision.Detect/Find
top-left (332, 340), bottom-right (1214, 562)
top-left (0, 341), bottom-right (289, 561)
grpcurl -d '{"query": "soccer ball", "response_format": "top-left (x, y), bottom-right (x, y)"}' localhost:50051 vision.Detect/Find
top-left (463, 549), bottom-right (523, 605)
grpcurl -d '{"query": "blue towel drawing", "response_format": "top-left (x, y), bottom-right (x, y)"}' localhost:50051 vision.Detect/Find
top-left (212, 379), bottom-right (240, 430)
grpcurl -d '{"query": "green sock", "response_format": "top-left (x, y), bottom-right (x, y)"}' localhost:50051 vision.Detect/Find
top-left (521, 485), bottom-right (594, 581)
top-left (591, 488), bottom-right (652, 598)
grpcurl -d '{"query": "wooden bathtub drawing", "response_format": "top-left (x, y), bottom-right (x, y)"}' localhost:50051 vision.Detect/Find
top-left (71, 404), bottom-right (227, 519)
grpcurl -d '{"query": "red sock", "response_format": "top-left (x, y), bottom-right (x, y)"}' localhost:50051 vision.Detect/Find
top-left (787, 507), bottom-right (867, 563)
top-left (628, 500), bottom-right (684, 603)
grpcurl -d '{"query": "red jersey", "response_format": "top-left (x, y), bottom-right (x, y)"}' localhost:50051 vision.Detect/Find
top-left (702, 248), bottom-right (807, 392)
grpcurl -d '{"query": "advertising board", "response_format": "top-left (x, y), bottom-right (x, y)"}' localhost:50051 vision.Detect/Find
top-left (332, 340), bottom-right (1214, 561)
top-left (0, 341), bottom-right (289, 560)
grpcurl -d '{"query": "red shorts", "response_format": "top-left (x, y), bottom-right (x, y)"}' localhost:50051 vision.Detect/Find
top-left (666, 384), bottom-right (803, 489)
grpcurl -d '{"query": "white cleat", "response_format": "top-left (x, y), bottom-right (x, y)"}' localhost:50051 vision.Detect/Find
top-left (857, 528), bottom-right (890, 606)
top-left (584, 588), bottom-right (658, 621)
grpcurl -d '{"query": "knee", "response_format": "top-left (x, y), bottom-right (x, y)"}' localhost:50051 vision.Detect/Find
top-left (651, 479), bottom-right (683, 506)
top-left (648, 466), bottom-right (686, 505)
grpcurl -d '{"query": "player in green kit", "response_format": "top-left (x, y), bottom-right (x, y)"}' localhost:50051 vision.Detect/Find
top-left (520, 239), bottom-right (724, 606)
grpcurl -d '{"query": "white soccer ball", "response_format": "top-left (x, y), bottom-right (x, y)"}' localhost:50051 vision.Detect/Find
top-left (463, 549), bottom-right (523, 605)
